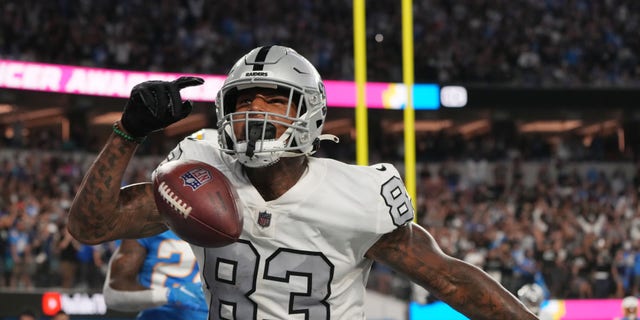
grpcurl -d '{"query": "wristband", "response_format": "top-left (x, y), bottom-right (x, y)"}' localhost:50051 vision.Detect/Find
top-left (113, 122), bottom-right (146, 144)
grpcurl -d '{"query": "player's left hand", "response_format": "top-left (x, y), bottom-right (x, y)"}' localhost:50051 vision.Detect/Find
top-left (166, 283), bottom-right (207, 311)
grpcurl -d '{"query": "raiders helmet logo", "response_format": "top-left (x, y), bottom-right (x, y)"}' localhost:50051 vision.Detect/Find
top-left (245, 71), bottom-right (268, 77)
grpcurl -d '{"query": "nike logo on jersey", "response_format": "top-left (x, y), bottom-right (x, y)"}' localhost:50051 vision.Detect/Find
top-left (376, 165), bottom-right (387, 171)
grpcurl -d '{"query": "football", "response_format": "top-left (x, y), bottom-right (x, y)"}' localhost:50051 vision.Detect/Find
top-left (152, 159), bottom-right (243, 247)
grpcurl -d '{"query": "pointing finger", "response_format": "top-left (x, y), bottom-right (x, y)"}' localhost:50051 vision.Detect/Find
top-left (173, 76), bottom-right (205, 90)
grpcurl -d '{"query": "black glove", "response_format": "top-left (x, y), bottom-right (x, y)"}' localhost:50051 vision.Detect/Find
top-left (121, 76), bottom-right (205, 137)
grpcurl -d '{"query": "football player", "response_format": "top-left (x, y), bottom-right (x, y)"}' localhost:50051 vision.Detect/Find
top-left (68, 45), bottom-right (537, 319)
top-left (103, 230), bottom-right (207, 319)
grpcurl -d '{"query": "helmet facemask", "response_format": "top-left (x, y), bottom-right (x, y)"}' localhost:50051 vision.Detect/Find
top-left (215, 46), bottom-right (334, 168)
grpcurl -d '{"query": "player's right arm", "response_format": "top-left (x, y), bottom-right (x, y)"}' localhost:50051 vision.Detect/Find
top-left (67, 133), bottom-right (165, 244)
top-left (67, 77), bottom-right (204, 244)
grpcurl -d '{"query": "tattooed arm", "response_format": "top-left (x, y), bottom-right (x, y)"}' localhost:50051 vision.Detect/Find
top-left (68, 128), bottom-right (167, 245)
top-left (366, 223), bottom-right (538, 320)
top-left (67, 77), bottom-right (202, 244)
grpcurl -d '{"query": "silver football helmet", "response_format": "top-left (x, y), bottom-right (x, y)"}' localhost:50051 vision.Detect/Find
top-left (517, 283), bottom-right (544, 314)
top-left (216, 45), bottom-right (336, 168)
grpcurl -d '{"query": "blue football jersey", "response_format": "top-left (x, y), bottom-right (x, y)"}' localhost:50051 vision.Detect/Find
top-left (135, 230), bottom-right (207, 320)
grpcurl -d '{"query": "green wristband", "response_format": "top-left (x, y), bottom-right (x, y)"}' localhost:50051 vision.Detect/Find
top-left (113, 123), bottom-right (146, 144)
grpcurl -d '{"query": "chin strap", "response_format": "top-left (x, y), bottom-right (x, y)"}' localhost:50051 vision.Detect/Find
top-left (282, 134), bottom-right (339, 158)
top-left (318, 134), bottom-right (339, 144)
top-left (311, 134), bottom-right (339, 154)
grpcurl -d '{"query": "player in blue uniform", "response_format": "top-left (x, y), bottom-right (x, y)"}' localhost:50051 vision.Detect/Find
top-left (103, 230), bottom-right (207, 320)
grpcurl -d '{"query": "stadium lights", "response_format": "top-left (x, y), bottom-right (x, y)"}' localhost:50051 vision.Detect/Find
top-left (388, 120), bottom-right (453, 133)
top-left (577, 119), bottom-right (618, 136)
top-left (440, 86), bottom-right (468, 108)
top-left (456, 120), bottom-right (490, 137)
top-left (0, 104), bottom-right (15, 114)
top-left (91, 112), bottom-right (123, 125)
top-left (0, 107), bottom-right (64, 125)
top-left (519, 120), bottom-right (582, 133)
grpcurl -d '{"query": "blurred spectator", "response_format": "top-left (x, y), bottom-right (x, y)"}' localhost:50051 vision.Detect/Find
top-left (8, 217), bottom-right (34, 289)
top-left (17, 309), bottom-right (37, 320)
top-left (75, 243), bottom-right (102, 290)
top-left (0, 203), bottom-right (18, 286)
top-left (52, 311), bottom-right (70, 320)
top-left (369, 262), bottom-right (395, 295)
top-left (56, 225), bottom-right (79, 289)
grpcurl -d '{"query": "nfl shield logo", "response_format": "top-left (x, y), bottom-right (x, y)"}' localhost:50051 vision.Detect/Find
top-left (180, 167), bottom-right (212, 190)
top-left (257, 211), bottom-right (271, 228)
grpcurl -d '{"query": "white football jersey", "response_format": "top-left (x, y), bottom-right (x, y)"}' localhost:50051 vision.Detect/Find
top-left (158, 129), bottom-right (414, 320)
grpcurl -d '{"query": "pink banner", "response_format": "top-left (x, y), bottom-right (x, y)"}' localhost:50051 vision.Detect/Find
top-left (542, 299), bottom-right (628, 320)
top-left (0, 60), bottom-right (411, 108)
top-left (0, 59), bottom-right (225, 102)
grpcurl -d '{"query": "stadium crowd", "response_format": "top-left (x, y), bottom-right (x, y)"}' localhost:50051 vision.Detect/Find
top-left (1, 143), bottom-right (640, 303)
top-left (1, 0), bottom-right (640, 305)
top-left (1, 0), bottom-right (640, 86)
